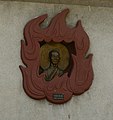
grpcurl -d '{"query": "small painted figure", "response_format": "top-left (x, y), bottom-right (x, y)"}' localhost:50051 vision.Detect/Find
top-left (44, 50), bottom-right (63, 81)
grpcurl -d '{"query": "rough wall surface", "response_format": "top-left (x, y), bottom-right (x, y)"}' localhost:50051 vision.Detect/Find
top-left (0, 1), bottom-right (113, 120)
top-left (1, 0), bottom-right (113, 7)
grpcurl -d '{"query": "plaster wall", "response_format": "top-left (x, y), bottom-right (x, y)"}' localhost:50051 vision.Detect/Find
top-left (1, 0), bottom-right (113, 7)
top-left (0, 1), bottom-right (113, 120)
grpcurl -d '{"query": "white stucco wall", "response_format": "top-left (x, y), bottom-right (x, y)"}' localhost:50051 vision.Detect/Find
top-left (0, 1), bottom-right (113, 120)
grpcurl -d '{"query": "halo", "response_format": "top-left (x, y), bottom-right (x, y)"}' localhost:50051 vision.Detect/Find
top-left (40, 42), bottom-right (70, 70)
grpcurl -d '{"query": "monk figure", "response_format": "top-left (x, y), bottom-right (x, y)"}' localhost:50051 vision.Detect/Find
top-left (44, 50), bottom-right (63, 81)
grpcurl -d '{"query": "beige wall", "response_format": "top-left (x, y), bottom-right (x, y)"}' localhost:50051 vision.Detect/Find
top-left (0, 1), bottom-right (113, 120)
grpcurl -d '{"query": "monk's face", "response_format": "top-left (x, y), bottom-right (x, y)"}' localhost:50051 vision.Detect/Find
top-left (50, 51), bottom-right (60, 65)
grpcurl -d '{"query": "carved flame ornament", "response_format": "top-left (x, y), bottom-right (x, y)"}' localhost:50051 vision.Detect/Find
top-left (20, 9), bottom-right (94, 104)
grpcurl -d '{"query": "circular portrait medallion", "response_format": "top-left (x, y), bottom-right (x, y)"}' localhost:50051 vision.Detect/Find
top-left (40, 42), bottom-right (70, 81)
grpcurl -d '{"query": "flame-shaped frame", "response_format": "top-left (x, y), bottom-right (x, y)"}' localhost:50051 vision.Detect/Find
top-left (20, 9), bottom-right (94, 104)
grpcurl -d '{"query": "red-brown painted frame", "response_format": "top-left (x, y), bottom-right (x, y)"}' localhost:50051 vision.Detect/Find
top-left (20, 9), bottom-right (94, 104)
